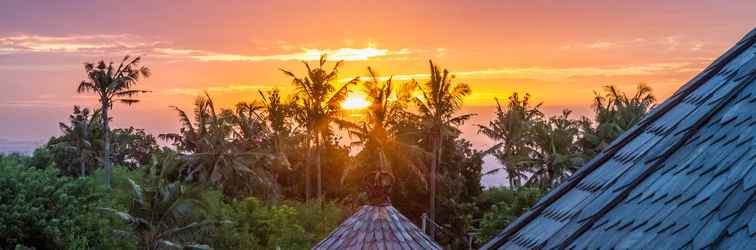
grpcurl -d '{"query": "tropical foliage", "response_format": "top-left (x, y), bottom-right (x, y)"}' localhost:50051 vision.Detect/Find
top-left (478, 85), bottom-right (655, 189)
top-left (0, 53), bottom-right (658, 250)
top-left (579, 84), bottom-right (656, 156)
top-left (159, 93), bottom-right (278, 198)
top-left (476, 187), bottom-right (547, 244)
top-left (344, 67), bottom-right (428, 185)
top-left (76, 55), bottom-right (151, 187)
top-left (49, 106), bottom-right (101, 177)
top-left (209, 197), bottom-right (343, 249)
top-left (413, 61), bottom-right (473, 239)
top-left (281, 54), bottom-right (356, 201)
top-left (46, 106), bottom-right (160, 177)
top-left (99, 170), bottom-right (226, 250)
top-left (0, 154), bottom-right (113, 249)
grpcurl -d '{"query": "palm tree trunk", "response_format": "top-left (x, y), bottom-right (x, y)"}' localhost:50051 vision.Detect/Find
top-left (80, 152), bottom-right (86, 177)
top-left (304, 133), bottom-right (311, 202)
top-left (378, 150), bottom-right (386, 172)
top-left (315, 132), bottom-right (322, 201)
top-left (101, 100), bottom-right (112, 189)
top-left (429, 135), bottom-right (438, 239)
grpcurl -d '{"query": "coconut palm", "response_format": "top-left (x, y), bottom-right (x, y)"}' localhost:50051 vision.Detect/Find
top-left (477, 93), bottom-right (543, 188)
top-left (412, 61), bottom-right (473, 238)
top-left (99, 165), bottom-right (228, 250)
top-left (76, 55), bottom-right (151, 188)
top-left (52, 106), bottom-right (101, 177)
top-left (280, 54), bottom-right (356, 201)
top-left (254, 89), bottom-right (295, 173)
top-left (345, 67), bottom-right (428, 181)
top-left (580, 84), bottom-right (656, 157)
top-left (159, 93), bottom-right (276, 198)
top-left (529, 110), bottom-right (584, 188)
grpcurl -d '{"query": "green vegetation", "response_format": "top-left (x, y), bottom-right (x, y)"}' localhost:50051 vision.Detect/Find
top-left (76, 56), bottom-right (151, 188)
top-left (476, 187), bottom-right (547, 244)
top-left (0, 54), bottom-right (655, 249)
top-left (209, 197), bottom-right (343, 249)
top-left (0, 154), bottom-right (118, 249)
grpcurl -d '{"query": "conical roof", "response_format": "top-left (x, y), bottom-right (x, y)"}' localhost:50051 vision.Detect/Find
top-left (314, 171), bottom-right (441, 250)
top-left (312, 205), bottom-right (442, 250)
top-left (481, 27), bottom-right (756, 250)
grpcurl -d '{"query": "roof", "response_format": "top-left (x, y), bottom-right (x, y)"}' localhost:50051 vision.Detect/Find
top-left (481, 27), bottom-right (756, 250)
top-left (313, 205), bottom-right (442, 250)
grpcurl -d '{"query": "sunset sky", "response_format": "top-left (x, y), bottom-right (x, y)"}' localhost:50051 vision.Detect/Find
top-left (0, 1), bottom-right (754, 182)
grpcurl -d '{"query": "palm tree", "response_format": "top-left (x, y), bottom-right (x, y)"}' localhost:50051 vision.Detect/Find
top-left (281, 54), bottom-right (356, 201)
top-left (413, 61), bottom-right (473, 238)
top-left (254, 89), bottom-right (294, 173)
top-left (345, 67), bottom-right (428, 181)
top-left (77, 55), bottom-right (151, 188)
top-left (159, 93), bottom-right (276, 198)
top-left (477, 93), bottom-right (543, 188)
top-left (53, 106), bottom-right (101, 177)
top-left (99, 166), bottom-right (228, 250)
top-left (580, 84), bottom-right (656, 157)
top-left (529, 110), bottom-right (583, 187)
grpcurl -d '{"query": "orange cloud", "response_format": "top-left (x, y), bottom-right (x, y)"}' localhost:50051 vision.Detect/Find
top-left (185, 47), bottom-right (411, 62)
top-left (344, 62), bottom-right (703, 82)
top-left (0, 34), bottom-right (161, 54)
top-left (0, 34), bottom-right (417, 62)
top-left (166, 84), bottom-right (278, 96)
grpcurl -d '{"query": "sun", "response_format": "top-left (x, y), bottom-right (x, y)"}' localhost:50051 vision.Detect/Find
top-left (342, 93), bottom-right (371, 110)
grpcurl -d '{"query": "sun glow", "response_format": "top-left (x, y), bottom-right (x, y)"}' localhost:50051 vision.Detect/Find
top-left (342, 93), bottom-right (371, 110)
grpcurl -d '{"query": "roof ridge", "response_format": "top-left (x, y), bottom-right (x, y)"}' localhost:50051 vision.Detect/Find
top-left (480, 27), bottom-right (756, 250)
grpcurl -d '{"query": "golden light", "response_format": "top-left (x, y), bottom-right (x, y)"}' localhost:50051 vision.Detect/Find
top-left (342, 93), bottom-right (371, 110)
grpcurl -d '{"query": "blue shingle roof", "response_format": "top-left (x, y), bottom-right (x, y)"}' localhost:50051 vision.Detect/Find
top-left (481, 27), bottom-right (756, 250)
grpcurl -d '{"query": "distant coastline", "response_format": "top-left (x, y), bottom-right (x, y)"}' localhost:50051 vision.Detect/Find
top-left (0, 139), bottom-right (44, 155)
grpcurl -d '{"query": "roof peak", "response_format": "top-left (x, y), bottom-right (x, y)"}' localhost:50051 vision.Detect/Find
top-left (313, 204), bottom-right (441, 249)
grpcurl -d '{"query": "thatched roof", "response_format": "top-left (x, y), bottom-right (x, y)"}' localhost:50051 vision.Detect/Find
top-left (481, 27), bottom-right (756, 250)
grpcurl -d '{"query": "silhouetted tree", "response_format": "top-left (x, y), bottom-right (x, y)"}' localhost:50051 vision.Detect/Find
top-left (77, 55), bottom-right (151, 188)
top-left (412, 61), bottom-right (473, 238)
top-left (281, 54), bottom-right (356, 201)
top-left (160, 93), bottom-right (276, 198)
top-left (50, 106), bottom-right (100, 177)
top-left (580, 84), bottom-right (656, 157)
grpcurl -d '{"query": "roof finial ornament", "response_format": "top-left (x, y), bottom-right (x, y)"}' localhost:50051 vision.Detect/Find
top-left (367, 170), bottom-right (393, 206)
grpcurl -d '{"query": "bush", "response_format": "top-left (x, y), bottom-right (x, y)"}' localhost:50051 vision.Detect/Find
top-left (0, 155), bottom-right (115, 249)
top-left (476, 187), bottom-right (546, 244)
top-left (210, 197), bottom-right (344, 250)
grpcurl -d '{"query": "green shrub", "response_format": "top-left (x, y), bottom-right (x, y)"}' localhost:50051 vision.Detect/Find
top-left (0, 155), bottom-right (114, 249)
top-left (210, 198), bottom-right (344, 250)
top-left (476, 187), bottom-right (546, 244)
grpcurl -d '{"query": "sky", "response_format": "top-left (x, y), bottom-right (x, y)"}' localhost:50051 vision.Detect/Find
top-left (0, 0), bottom-right (753, 185)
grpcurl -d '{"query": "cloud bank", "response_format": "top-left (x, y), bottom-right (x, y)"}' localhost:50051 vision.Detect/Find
top-left (0, 34), bottom-right (415, 62)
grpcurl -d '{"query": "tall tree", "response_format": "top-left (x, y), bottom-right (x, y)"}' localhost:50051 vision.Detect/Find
top-left (99, 165), bottom-right (227, 250)
top-left (47, 108), bottom-right (159, 177)
top-left (345, 67), bottom-right (428, 184)
top-left (281, 54), bottom-right (355, 201)
top-left (413, 61), bottom-right (473, 239)
top-left (254, 89), bottom-right (294, 170)
top-left (477, 93), bottom-right (543, 187)
top-left (529, 110), bottom-right (583, 187)
top-left (76, 55), bottom-right (151, 188)
top-left (579, 84), bottom-right (656, 157)
top-left (51, 106), bottom-right (100, 177)
top-left (159, 93), bottom-right (276, 198)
